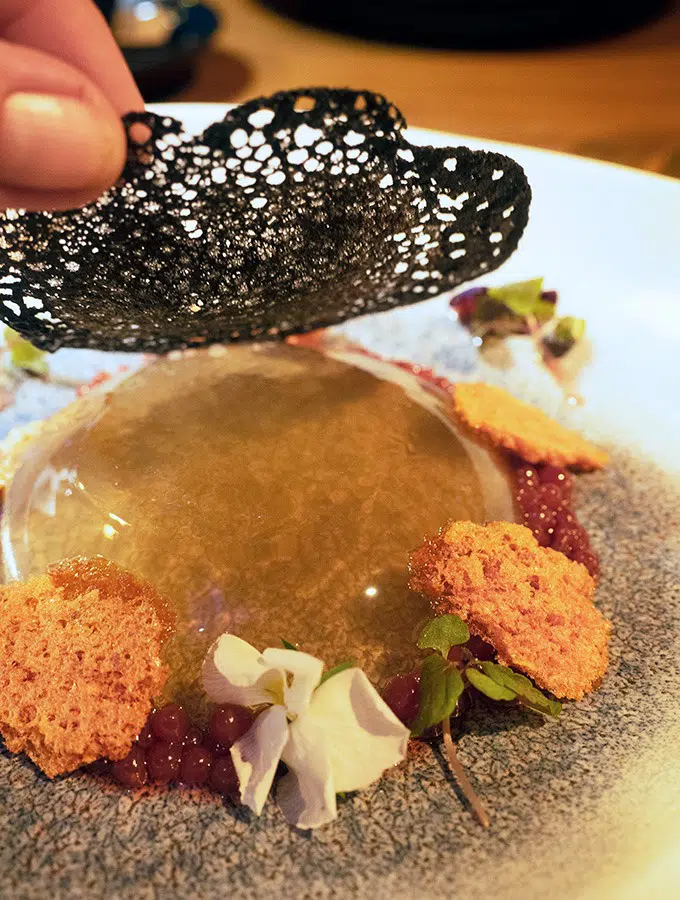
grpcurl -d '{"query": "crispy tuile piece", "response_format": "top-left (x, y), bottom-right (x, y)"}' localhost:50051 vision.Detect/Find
top-left (409, 521), bottom-right (610, 700)
top-left (0, 557), bottom-right (173, 778)
top-left (453, 382), bottom-right (608, 471)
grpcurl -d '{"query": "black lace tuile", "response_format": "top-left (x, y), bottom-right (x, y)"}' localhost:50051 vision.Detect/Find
top-left (0, 88), bottom-right (531, 353)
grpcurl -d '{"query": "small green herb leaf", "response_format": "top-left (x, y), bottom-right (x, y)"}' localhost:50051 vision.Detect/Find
top-left (479, 662), bottom-right (561, 717)
top-left (281, 638), bottom-right (298, 650)
top-left (533, 298), bottom-right (558, 324)
top-left (466, 667), bottom-right (516, 702)
top-left (320, 660), bottom-right (355, 685)
top-left (554, 315), bottom-right (586, 346)
top-left (410, 655), bottom-right (465, 737)
top-left (543, 316), bottom-right (586, 359)
top-left (488, 278), bottom-right (544, 318)
top-left (417, 614), bottom-right (470, 658)
top-left (4, 328), bottom-right (48, 375)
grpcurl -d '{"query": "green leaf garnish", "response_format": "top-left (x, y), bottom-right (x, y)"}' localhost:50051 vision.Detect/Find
top-left (466, 668), bottom-right (516, 702)
top-left (410, 654), bottom-right (465, 737)
top-left (553, 315), bottom-right (586, 346)
top-left (479, 662), bottom-right (561, 717)
top-left (487, 278), bottom-right (545, 318)
top-left (533, 298), bottom-right (558, 324)
top-left (4, 327), bottom-right (48, 376)
top-left (417, 614), bottom-right (470, 658)
top-left (281, 638), bottom-right (298, 650)
top-left (319, 660), bottom-right (354, 684)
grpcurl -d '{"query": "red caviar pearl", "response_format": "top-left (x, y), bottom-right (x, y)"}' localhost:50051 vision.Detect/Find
top-left (209, 754), bottom-right (240, 797)
top-left (180, 746), bottom-right (213, 785)
top-left (136, 718), bottom-right (155, 749)
top-left (183, 726), bottom-right (204, 747)
top-left (112, 745), bottom-right (147, 788)
top-left (209, 704), bottom-right (254, 747)
top-left (382, 672), bottom-right (421, 727)
top-left (146, 741), bottom-right (182, 784)
top-left (150, 704), bottom-right (189, 743)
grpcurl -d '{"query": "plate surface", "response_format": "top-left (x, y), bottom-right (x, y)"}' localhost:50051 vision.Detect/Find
top-left (1, 103), bottom-right (679, 900)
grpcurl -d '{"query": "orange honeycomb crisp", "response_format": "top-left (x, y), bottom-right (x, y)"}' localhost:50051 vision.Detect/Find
top-left (409, 521), bottom-right (610, 700)
top-left (453, 382), bottom-right (609, 470)
top-left (0, 557), bottom-right (173, 778)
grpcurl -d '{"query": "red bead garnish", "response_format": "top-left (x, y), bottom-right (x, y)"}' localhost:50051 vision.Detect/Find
top-left (136, 718), bottom-right (155, 749)
top-left (209, 754), bottom-right (240, 797)
top-left (466, 635), bottom-right (496, 661)
top-left (453, 689), bottom-right (473, 719)
top-left (76, 370), bottom-right (112, 396)
top-left (515, 464), bottom-right (539, 495)
top-left (209, 704), bottom-right (254, 747)
top-left (183, 726), bottom-right (204, 747)
top-left (150, 703), bottom-right (189, 743)
top-left (538, 465), bottom-right (572, 497)
top-left (204, 736), bottom-right (232, 758)
top-left (146, 740), bottom-right (182, 784)
top-left (88, 757), bottom-right (111, 775)
top-left (382, 672), bottom-right (421, 727)
top-left (447, 646), bottom-right (465, 665)
top-left (392, 360), bottom-right (453, 394)
top-left (513, 460), bottom-right (599, 578)
top-left (522, 509), bottom-right (556, 546)
top-left (554, 508), bottom-right (576, 531)
top-left (571, 547), bottom-right (600, 580)
top-left (180, 746), bottom-right (214, 785)
top-left (535, 482), bottom-right (564, 512)
top-left (551, 524), bottom-right (587, 556)
top-left (111, 745), bottom-right (147, 788)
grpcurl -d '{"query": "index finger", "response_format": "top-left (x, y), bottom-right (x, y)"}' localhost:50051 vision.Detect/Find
top-left (0, 0), bottom-right (143, 114)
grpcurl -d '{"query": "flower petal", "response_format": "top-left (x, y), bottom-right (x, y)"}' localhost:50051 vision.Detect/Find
top-left (202, 634), bottom-right (283, 707)
top-left (262, 647), bottom-right (324, 717)
top-left (231, 704), bottom-right (288, 815)
top-left (305, 668), bottom-right (409, 792)
top-left (278, 717), bottom-right (337, 830)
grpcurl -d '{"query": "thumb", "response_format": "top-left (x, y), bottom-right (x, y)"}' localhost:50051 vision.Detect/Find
top-left (0, 39), bottom-right (128, 211)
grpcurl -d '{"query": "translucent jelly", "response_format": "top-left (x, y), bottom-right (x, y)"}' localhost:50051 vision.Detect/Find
top-left (2, 344), bottom-right (513, 717)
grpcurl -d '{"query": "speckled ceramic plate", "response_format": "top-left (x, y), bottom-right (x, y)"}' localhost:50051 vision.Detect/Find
top-left (1, 104), bottom-right (679, 900)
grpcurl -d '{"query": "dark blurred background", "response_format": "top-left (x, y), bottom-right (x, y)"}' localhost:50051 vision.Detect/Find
top-left (100, 0), bottom-right (680, 176)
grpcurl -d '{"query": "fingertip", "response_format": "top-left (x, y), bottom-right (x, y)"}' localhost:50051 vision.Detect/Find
top-left (0, 92), bottom-right (127, 206)
top-left (0, 182), bottom-right (117, 213)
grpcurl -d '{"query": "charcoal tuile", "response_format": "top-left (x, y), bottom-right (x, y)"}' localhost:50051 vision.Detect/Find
top-left (0, 88), bottom-right (530, 353)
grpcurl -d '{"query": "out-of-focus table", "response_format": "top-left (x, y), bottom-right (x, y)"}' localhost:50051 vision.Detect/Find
top-left (178, 0), bottom-right (680, 177)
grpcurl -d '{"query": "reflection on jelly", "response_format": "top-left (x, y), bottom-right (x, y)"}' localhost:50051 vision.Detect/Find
top-left (5, 343), bottom-right (513, 718)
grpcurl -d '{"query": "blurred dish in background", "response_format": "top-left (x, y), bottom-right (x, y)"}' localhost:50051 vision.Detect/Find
top-left (260, 0), bottom-right (670, 50)
top-left (107, 1), bottom-right (219, 100)
top-left (112, 0), bottom-right (180, 47)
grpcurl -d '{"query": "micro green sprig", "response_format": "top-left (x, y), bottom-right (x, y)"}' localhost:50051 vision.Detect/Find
top-left (412, 614), bottom-right (561, 826)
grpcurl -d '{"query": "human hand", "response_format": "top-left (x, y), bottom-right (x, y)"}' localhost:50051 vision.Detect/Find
top-left (0, 0), bottom-right (143, 211)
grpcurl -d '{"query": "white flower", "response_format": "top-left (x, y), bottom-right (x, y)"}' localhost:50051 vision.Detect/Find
top-left (202, 634), bottom-right (410, 829)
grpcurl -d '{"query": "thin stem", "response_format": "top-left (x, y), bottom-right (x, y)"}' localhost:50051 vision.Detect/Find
top-left (441, 715), bottom-right (490, 828)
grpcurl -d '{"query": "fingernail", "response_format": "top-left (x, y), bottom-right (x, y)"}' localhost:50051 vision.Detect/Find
top-left (0, 92), bottom-right (124, 192)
